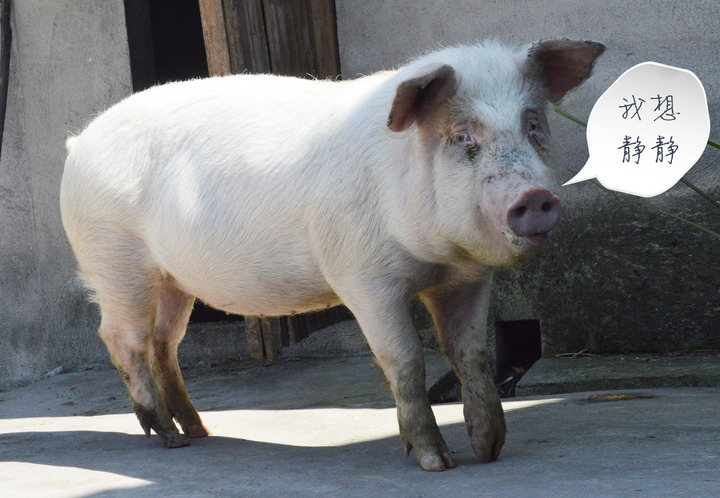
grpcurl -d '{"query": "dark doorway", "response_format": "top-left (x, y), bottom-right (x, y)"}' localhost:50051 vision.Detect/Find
top-left (495, 320), bottom-right (542, 397)
top-left (124, 0), bottom-right (209, 92)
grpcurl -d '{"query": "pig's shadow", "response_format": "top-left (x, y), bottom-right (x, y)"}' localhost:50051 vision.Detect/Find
top-left (0, 423), bottom-right (491, 495)
top-left (0, 360), bottom-right (502, 494)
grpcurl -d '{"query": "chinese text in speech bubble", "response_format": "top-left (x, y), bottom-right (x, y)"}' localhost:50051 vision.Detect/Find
top-left (563, 62), bottom-right (710, 198)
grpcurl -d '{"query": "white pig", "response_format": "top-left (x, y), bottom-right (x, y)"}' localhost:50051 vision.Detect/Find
top-left (60, 39), bottom-right (604, 471)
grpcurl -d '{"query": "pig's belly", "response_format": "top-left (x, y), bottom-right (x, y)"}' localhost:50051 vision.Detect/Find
top-left (147, 199), bottom-right (342, 316)
top-left (199, 285), bottom-right (342, 317)
top-left (166, 257), bottom-right (342, 317)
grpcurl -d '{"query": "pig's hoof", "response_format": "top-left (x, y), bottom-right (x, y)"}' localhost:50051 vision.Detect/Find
top-left (466, 408), bottom-right (506, 463)
top-left (407, 441), bottom-right (457, 471)
top-left (164, 432), bottom-right (190, 448)
top-left (418, 452), bottom-right (456, 472)
top-left (185, 424), bottom-right (210, 438)
top-left (472, 440), bottom-right (503, 463)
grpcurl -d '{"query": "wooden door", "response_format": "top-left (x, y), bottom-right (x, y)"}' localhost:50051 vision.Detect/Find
top-left (199, 0), bottom-right (340, 78)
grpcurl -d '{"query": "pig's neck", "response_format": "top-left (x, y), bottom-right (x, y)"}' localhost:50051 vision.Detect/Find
top-left (380, 130), bottom-right (464, 266)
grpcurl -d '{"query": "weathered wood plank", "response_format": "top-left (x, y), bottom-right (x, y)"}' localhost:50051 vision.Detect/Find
top-left (262, 0), bottom-right (311, 77)
top-left (262, 0), bottom-right (339, 79)
top-left (223, 0), bottom-right (271, 73)
top-left (244, 316), bottom-right (265, 360)
top-left (260, 316), bottom-right (289, 360)
top-left (307, 0), bottom-right (340, 79)
top-left (198, 0), bottom-right (231, 76)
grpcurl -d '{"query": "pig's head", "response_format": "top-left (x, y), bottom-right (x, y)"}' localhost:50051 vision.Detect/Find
top-left (387, 39), bottom-right (604, 267)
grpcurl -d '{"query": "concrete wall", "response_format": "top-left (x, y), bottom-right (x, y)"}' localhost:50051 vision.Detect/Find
top-left (0, 1), bottom-right (133, 387)
top-left (336, 0), bottom-right (720, 355)
top-left (0, 2), bottom-right (252, 389)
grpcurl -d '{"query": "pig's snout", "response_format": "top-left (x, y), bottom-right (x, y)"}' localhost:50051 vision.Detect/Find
top-left (506, 189), bottom-right (562, 246)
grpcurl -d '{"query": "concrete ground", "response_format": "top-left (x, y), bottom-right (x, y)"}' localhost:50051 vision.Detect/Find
top-left (1, 350), bottom-right (719, 497)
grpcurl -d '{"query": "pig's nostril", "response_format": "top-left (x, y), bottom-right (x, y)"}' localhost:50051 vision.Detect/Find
top-left (541, 201), bottom-right (553, 213)
top-left (513, 206), bottom-right (527, 218)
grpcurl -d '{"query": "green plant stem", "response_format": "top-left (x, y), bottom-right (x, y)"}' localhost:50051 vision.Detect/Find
top-left (554, 108), bottom-right (587, 128)
top-left (680, 179), bottom-right (720, 212)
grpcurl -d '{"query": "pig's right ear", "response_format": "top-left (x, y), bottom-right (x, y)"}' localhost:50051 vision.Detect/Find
top-left (387, 63), bottom-right (457, 132)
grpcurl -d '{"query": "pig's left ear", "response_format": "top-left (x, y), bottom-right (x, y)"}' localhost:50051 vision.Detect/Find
top-left (519, 39), bottom-right (605, 103)
top-left (387, 63), bottom-right (457, 132)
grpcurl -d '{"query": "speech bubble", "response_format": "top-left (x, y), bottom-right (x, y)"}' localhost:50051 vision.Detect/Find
top-left (563, 62), bottom-right (710, 197)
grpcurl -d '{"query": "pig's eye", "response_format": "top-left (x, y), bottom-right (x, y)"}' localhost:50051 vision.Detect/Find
top-left (527, 119), bottom-right (547, 149)
top-left (449, 132), bottom-right (474, 146)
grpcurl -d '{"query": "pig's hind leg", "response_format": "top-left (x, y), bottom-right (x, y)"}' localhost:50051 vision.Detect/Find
top-left (80, 238), bottom-right (189, 448)
top-left (152, 281), bottom-right (209, 438)
top-left (421, 279), bottom-right (506, 463)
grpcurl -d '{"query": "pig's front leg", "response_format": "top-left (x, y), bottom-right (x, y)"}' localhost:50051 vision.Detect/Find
top-left (344, 288), bottom-right (456, 471)
top-left (421, 279), bottom-right (506, 463)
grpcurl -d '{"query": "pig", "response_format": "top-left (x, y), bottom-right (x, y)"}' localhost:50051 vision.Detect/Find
top-left (60, 39), bottom-right (604, 471)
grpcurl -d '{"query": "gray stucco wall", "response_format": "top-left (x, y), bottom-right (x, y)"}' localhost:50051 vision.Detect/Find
top-left (336, 0), bottom-right (720, 355)
top-left (0, 2), bottom-right (133, 387)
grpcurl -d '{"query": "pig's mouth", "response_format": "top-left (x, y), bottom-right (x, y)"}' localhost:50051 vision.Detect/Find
top-left (505, 231), bottom-right (551, 250)
top-left (524, 232), bottom-right (549, 246)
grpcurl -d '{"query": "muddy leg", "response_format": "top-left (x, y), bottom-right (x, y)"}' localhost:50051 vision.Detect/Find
top-left (100, 314), bottom-right (189, 448)
top-left (74, 230), bottom-right (187, 447)
top-left (421, 279), bottom-right (506, 463)
top-left (153, 281), bottom-right (209, 438)
top-left (344, 290), bottom-right (455, 471)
